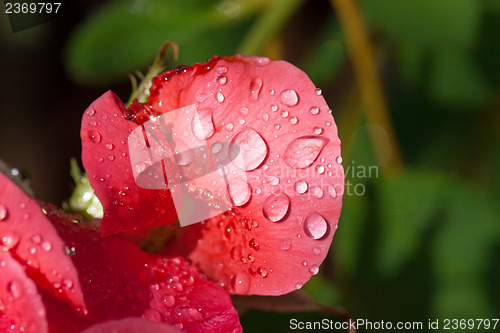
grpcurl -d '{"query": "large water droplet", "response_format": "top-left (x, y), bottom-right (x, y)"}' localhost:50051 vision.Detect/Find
top-left (232, 272), bottom-right (251, 294)
top-left (229, 181), bottom-right (251, 206)
top-left (0, 205), bottom-right (8, 221)
top-left (279, 89), bottom-right (299, 106)
top-left (315, 165), bottom-right (325, 174)
top-left (105, 143), bottom-right (114, 150)
top-left (309, 106), bottom-right (320, 115)
top-left (86, 108), bottom-right (96, 117)
top-left (216, 65), bottom-right (228, 74)
top-left (230, 128), bottom-right (267, 171)
top-left (249, 77), bottom-right (263, 102)
top-left (262, 193), bottom-right (290, 222)
top-left (313, 126), bottom-right (323, 135)
top-left (294, 180), bottom-right (308, 194)
top-left (192, 112), bottom-right (215, 140)
top-left (283, 136), bottom-right (329, 169)
top-left (315, 88), bottom-right (322, 96)
top-left (289, 116), bottom-right (298, 125)
top-left (257, 266), bottom-right (268, 278)
top-left (303, 213), bottom-right (328, 240)
top-left (309, 265), bottom-right (319, 275)
top-left (88, 131), bottom-right (101, 143)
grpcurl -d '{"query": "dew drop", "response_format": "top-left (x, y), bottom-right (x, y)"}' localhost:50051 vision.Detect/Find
top-left (249, 77), bottom-right (263, 102)
top-left (315, 88), bottom-right (322, 96)
top-left (313, 247), bottom-right (321, 255)
top-left (302, 260), bottom-right (308, 267)
top-left (309, 106), bottom-right (320, 115)
top-left (0, 205), bottom-right (8, 221)
top-left (240, 107), bottom-right (249, 115)
top-left (174, 149), bottom-right (194, 166)
top-left (274, 124), bottom-right (281, 130)
top-left (294, 180), bottom-right (308, 194)
top-left (328, 185), bottom-right (337, 198)
top-left (225, 122), bottom-right (234, 132)
top-left (309, 265), bottom-right (319, 275)
top-left (41, 241), bottom-right (52, 252)
top-left (310, 186), bottom-right (324, 199)
top-left (211, 142), bottom-right (223, 154)
top-left (216, 66), bottom-right (228, 74)
top-left (105, 143), bottom-right (114, 150)
top-left (281, 110), bottom-right (289, 118)
top-left (303, 213), bottom-right (328, 240)
top-left (271, 105), bottom-right (278, 112)
top-left (239, 119), bottom-right (246, 125)
top-left (262, 113), bottom-right (269, 121)
top-left (86, 108), bottom-right (95, 116)
top-left (217, 75), bottom-right (227, 85)
top-left (289, 116), bottom-right (298, 125)
top-left (88, 131), bottom-right (101, 143)
top-left (280, 239), bottom-right (292, 251)
top-left (228, 181), bottom-right (251, 206)
top-left (249, 238), bottom-right (259, 251)
top-left (283, 136), bottom-right (329, 169)
top-left (230, 128), bottom-right (267, 171)
top-left (31, 234), bottom-right (41, 244)
top-left (313, 126), bottom-right (323, 135)
top-left (262, 193), bottom-right (290, 222)
top-left (63, 278), bottom-right (74, 289)
top-left (315, 165), bottom-right (325, 174)
top-left (216, 92), bottom-right (225, 103)
top-left (161, 294), bottom-right (176, 308)
top-left (232, 272), bottom-right (251, 294)
top-left (268, 176), bottom-right (279, 185)
top-left (1, 233), bottom-right (19, 250)
top-left (336, 156), bottom-right (343, 164)
top-left (279, 89), bottom-right (299, 106)
top-left (257, 266), bottom-right (268, 278)
top-left (249, 56), bottom-right (271, 66)
top-left (192, 112), bottom-right (215, 140)
top-left (268, 89), bottom-right (275, 95)
top-left (89, 120), bottom-right (97, 126)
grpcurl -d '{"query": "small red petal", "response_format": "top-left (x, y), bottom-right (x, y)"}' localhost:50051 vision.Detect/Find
top-left (0, 249), bottom-right (48, 333)
top-left (81, 91), bottom-right (178, 236)
top-left (47, 212), bottom-right (242, 333)
top-left (0, 173), bottom-right (86, 311)
top-left (81, 318), bottom-right (182, 333)
top-left (149, 55), bottom-right (344, 295)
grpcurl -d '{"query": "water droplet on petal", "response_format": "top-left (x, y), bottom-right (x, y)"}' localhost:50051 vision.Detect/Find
top-left (294, 180), bottom-right (308, 194)
top-left (31, 234), bottom-right (41, 244)
top-left (315, 165), bottom-right (325, 174)
top-left (89, 120), bottom-right (97, 126)
top-left (192, 112), bottom-right (215, 140)
top-left (232, 272), bottom-right (251, 294)
top-left (279, 89), bottom-right (299, 106)
top-left (229, 181), bottom-right (251, 206)
top-left (216, 65), bottom-right (228, 74)
top-left (174, 149), bottom-right (194, 166)
top-left (216, 92), bottom-right (225, 103)
top-left (281, 110), bottom-right (289, 118)
top-left (336, 156), bottom-right (343, 164)
top-left (274, 124), bottom-right (281, 130)
top-left (249, 56), bottom-right (271, 66)
top-left (217, 75), bottom-right (227, 85)
top-left (309, 265), bottom-right (319, 275)
top-left (225, 122), bottom-right (234, 132)
top-left (262, 193), bottom-right (290, 222)
top-left (257, 266), bottom-right (268, 278)
top-left (313, 126), bottom-right (323, 135)
top-left (271, 105), bottom-right (278, 112)
top-left (268, 89), bottom-right (275, 95)
top-left (309, 106), bottom-right (320, 115)
top-left (161, 294), bottom-right (176, 308)
top-left (86, 108), bottom-right (95, 116)
top-left (289, 116), bottom-right (298, 125)
top-left (262, 113), bottom-right (269, 121)
top-left (313, 247), bottom-right (321, 255)
top-left (105, 143), bottom-right (114, 150)
top-left (240, 107), bottom-right (249, 115)
top-left (249, 77), bottom-right (263, 102)
top-left (41, 241), bottom-right (52, 252)
top-left (283, 136), bottom-right (329, 169)
top-left (315, 88), bottom-right (322, 96)
top-left (230, 128), bottom-right (267, 171)
top-left (328, 185), bottom-right (337, 198)
top-left (280, 239), bottom-right (292, 251)
top-left (86, 131), bottom-right (102, 146)
top-left (311, 186), bottom-right (324, 199)
top-left (63, 278), bottom-right (74, 289)
top-left (304, 213), bottom-right (328, 239)
top-left (211, 142), bottom-right (223, 154)
top-left (1, 233), bottom-right (19, 250)
top-left (239, 119), bottom-right (246, 125)
top-left (268, 176), bottom-right (279, 185)
top-left (0, 205), bottom-right (8, 221)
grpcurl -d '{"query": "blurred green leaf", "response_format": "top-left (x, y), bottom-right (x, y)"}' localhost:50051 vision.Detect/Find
top-left (361, 0), bottom-right (479, 49)
top-left (429, 50), bottom-right (491, 108)
top-left (64, 0), bottom-right (262, 84)
top-left (375, 170), bottom-right (447, 275)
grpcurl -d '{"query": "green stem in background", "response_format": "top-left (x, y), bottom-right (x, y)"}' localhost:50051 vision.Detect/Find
top-left (237, 0), bottom-right (305, 55)
top-left (331, 0), bottom-right (403, 174)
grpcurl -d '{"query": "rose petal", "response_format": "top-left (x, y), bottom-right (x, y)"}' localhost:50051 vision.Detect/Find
top-left (0, 249), bottom-right (47, 333)
top-left (81, 91), bottom-right (178, 236)
top-left (147, 55), bottom-right (344, 295)
top-left (0, 173), bottom-right (86, 311)
top-left (45, 207), bottom-right (242, 333)
top-left (81, 318), bottom-right (182, 333)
